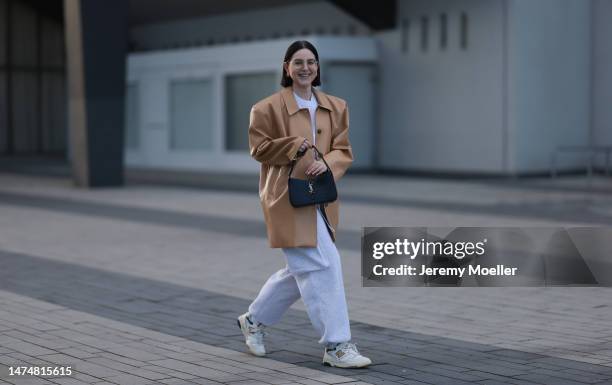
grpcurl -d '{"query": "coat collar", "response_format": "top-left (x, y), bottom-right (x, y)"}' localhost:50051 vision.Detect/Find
top-left (280, 86), bottom-right (333, 115)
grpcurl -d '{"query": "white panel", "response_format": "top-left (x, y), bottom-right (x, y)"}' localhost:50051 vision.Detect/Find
top-left (592, 0), bottom-right (612, 158)
top-left (324, 63), bottom-right (375, 169)
top-left (225, 72), bottom-right (277, 151)
top-left (379, 0), bottom-right (505, 173)
top-left (169, 79), bottom-right (214, 150)
top-left (508, 0), bottom-right (590, 172)
top-left (124, 84), bottom-right (139, 149)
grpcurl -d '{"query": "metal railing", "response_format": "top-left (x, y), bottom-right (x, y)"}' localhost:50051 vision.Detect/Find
top-left (550, 145), bottom-right (612, 179)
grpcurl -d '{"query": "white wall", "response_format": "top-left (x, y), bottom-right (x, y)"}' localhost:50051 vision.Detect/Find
top-left (507, 0), bottom-right (591, 173)
top-left (592, 0), bottom-right (612, 159)
top-left (378, 0), bottom-right (506, 173)
top-left (126, 0), bottom-right (604, 175)
top-left (125, 37), bottom-right (377, 174)
top-left (130, 1), bottom-right (370, 51)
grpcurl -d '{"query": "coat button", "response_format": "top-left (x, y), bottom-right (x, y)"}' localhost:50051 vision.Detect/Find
top-left (317, 128), bottom-right (322, 134)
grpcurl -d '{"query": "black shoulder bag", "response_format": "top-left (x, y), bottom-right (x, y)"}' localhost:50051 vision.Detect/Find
top-left (288, 146), bottom-right (337, 208)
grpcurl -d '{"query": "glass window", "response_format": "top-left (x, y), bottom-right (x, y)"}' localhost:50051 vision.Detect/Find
top-left (460, 12), bottom-right (469, 50)
top-left (41, 19), bottom-right (64, 68)
top-left (0, 1), bottom-right (6, 66)
top-left (420, 16), bottom-right (429, 52)
top-left (225, 72), bottom-right (277, 151)
top-left (124, 84), bottom-right (139, 149)
top-left (12, 71), bottom-right (37, 153)
top-left (440, 13), bottom-right (448, 50)
top-left (401, 18), bottom-right (410, 53)
top-left (0, 72), bottom-right (6, 153)
top-left (11, 2), bottom-right (37, 67)
top-left (169, 79), bottom-right (214, 150)
top-left (41, 72), bottom-right (66, 154)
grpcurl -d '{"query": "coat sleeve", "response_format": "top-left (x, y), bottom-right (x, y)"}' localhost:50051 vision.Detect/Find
top-left (323, 104), bottom-right (354, 181)
top-left (248, 105), bottom-right (306, 165)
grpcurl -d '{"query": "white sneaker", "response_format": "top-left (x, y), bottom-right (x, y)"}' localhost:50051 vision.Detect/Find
top-left (323, 342), bottom-right (372, 368)
top-left (237, 312), bottom-right (266, 357)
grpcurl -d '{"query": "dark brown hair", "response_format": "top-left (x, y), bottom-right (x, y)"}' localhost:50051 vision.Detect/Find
top-left (280, 40), bottom-right (321, 87)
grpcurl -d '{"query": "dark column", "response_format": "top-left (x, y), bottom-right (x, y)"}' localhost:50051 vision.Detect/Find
top-left (329, 0), bottom-right (396, 30)
top-left (64, 0), bottom-right (127, 187)
top-left (5, 0), bottom-right (13, 155)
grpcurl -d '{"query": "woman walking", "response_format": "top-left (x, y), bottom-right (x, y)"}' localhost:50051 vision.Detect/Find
top-left (237, 40), bottom-right (371, 368)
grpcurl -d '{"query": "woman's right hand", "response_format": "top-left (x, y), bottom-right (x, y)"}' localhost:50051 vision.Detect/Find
top-left (298, 139), bottom-right (311, 154)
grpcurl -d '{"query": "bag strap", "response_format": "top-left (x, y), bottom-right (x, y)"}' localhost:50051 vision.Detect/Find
top-left (289, 145), bottom-right (333, 178)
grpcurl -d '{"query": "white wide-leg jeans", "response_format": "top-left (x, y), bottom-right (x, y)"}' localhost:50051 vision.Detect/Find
top-left (248, 207), bottom-right (351, 345)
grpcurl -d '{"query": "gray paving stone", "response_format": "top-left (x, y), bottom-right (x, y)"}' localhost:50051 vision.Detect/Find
top-left (3, 377), bottom-right (56, 385)
top-left (412, 366), bottom-right (489, 382)
top-left (487, 350), bottom-right (544, 361)
top-left (46, 377), bottom-right (91, 385)
top-left (531, 357), bottom-right (612, 374)
top-left (512, 373), bottom-right (589, 385)
top-left (70, 371), bottom-right (106, 383)
top-left (158, 379), bottom-right (211, 385)
top-left (419, 363), bottom-right (473, 373)
top-left (275, 366), bottom-right (359, 384)
top-left (0, 335), bottom-right (56, 357)
top-left (69, 361), bottom-right (125, 379)
top-left (2, 174), bottom-right (612, 384)
top-left (459, 370), bottom-right (530, 384)
top-left (87, 357), bottom-right (170, 380)
top-left (407, 371), bottom-right (476, 385)
top-left (240, 372), bottom-right (308, 385)
top-left (96, 352), bottom-right (147, 367)
top-left (292, 379), bottom-right (333, 385)
top-left (99, 372), bottom-right (162, 385)
top-left (397, 380), bottom-right (432, 385)
top-left (343, 374), bottom-right (404, 385)
top-left (139, 364), bottom-right (200, 380)
top-left (526, 367), bottom-right (610, 383)
top-left (265, 351), bottom-right (318, 365)
top-left (365, 364), bottom-right (421, 378)
top-left (365, 371), bottom-right (408, 382)
top-left (147, 358), bottom-right (247, 382)
top-left (564, 367), bottom-right (612, 378)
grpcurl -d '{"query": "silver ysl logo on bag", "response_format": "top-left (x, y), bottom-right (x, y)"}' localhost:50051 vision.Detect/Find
top-left (308, 181), bottom-right (314, 194)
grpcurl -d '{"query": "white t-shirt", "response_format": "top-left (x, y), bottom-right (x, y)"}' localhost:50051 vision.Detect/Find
top-left (293, 91), bottom-right (318, 146)
top-left (292, 90), bottom-right (333, 232)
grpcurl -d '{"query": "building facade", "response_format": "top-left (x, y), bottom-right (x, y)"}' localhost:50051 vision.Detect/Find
top-left (0, 0), bottom-right (610, 185)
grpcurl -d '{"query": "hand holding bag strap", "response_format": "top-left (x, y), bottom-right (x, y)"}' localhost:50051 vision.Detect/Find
top-left (288, 146), bottom-right (332, 178)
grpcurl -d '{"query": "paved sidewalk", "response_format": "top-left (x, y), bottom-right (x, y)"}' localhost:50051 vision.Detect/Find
top-left (0, 289), bottom-right (364, 385)
top-left (1, 172), bottom-right (612, 385)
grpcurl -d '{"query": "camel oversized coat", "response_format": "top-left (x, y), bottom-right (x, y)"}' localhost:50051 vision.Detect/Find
top-left (248, 86), bottom-right (353, 248)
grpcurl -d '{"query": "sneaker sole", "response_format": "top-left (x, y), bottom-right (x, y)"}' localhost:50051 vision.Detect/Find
top-left (322, 361), bottom-right (371, 368)
top-left (322, 360), bottom-right (371, 368)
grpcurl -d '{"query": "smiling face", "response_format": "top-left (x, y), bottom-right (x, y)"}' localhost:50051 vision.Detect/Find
top-left (284, 48), bottom-right (318, 89)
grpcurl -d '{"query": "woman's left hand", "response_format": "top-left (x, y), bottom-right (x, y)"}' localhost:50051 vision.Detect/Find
top-left (305, 160), bottom-right (327, 177)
